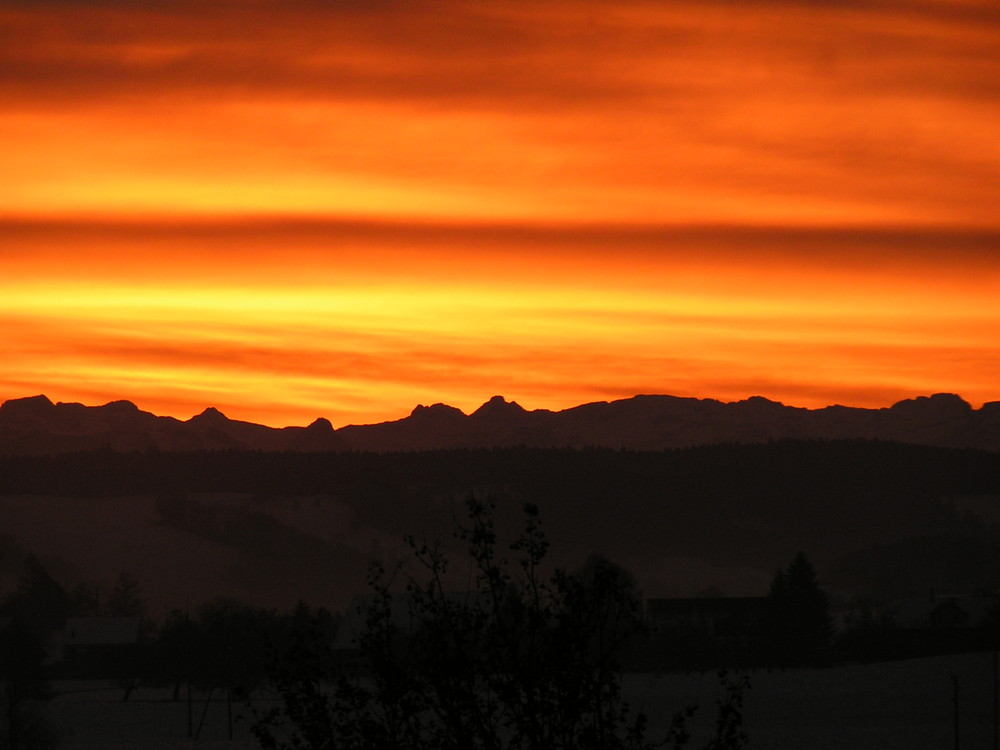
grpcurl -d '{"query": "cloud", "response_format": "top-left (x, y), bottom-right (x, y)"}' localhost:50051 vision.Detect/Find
top-left (3, 0), bottom-right (998, 107)
top-left (2, 218), bottom-right (998, 424)
top-left (3, 1), bottom-right (999, 225)
top-left (2, 2), bottom-right (998, 421)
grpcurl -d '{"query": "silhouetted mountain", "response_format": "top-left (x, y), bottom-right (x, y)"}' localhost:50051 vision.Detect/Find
top-left (1, 392), bottom-right (998, 455)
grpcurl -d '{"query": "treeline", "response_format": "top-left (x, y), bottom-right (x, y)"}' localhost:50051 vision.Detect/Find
top-left (3, 440), bottom-right (1000, 599)
top-left (2, 440), bottom-right (997, 501)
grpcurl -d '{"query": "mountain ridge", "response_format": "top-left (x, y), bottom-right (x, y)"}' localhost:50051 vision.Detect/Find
top-left (1, 392), bottom-right (998, 455)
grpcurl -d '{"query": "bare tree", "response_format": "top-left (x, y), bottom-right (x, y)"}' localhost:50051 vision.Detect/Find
top-left (252, 498), bottom-right (750, 750)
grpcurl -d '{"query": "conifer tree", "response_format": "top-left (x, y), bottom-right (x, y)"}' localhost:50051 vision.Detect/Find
top-left (765, 553), bottom-right (830, 666)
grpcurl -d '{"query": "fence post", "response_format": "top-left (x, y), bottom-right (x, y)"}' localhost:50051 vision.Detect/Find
top-left (953, 673), bottom-right (960, 750)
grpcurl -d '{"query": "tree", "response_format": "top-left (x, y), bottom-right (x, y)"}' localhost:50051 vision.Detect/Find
top-left (3, 556), bottom-right (70, 639)
top-left (195, 599), bottom-right (278, 740)
top-left (150, 609), bottom-right (199, 703)
top-left (104, 571), bottom-right (146, 618)
top-left (0, 557), bottom-right (68, 747)
top-left (96, 571), bottom-right (153, 702)
top-left (150, 600), bottom-right (279, 739)
top-left (197, 598), bottom-right (275, 697)
top-left (765, 552), bottom-right (831, 666)
top-left (67, 581), bottom-right (101, 617)
top-left (0, 618), bottom-right (52, 750)
top-left (252, 498), bottom-right (749, 750)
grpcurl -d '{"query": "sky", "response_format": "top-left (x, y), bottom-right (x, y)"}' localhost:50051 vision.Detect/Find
top-left (1, 0), bottom-right (998, 427)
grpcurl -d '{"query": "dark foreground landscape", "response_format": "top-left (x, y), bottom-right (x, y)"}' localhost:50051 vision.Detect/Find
top-left (38, 651), bottom-right (1000, 750)
top-left (2, 395), bottom-right (1000, 748)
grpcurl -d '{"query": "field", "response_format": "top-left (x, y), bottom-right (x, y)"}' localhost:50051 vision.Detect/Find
top-left (37, 651), bottom-right (998, 750)
top-left (626, 651), bottom-right (998, 749)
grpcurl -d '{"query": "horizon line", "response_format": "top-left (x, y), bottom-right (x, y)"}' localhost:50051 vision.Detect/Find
top-left (1, 390), bottom-right (993, 431)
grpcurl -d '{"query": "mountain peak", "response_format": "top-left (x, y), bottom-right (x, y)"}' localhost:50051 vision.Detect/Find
top-left (99, 399), bottom-right (140, 413)
top-left (471, 395), bottom-right (526, 419)
top-left (410, 403), bottom-right (466, 419)
top-left (739, 395), bottom-right (786, 409)
top-left (189, 406), bottom-right (229, 424)
top-left (0, 395), bottom-right (57, 426)
top-left (307, 417), bottom-right (334, 432)
top-left (890, 393), bottom-right (971, 416)
top-left (1, 394), bottom-right (55, 411)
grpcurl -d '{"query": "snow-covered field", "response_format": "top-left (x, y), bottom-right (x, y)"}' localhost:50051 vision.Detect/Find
top-left (44, 651), bottom-right (998, 749)
top-left (42, 682), bottom-right (263, 750)
top-left (625, 651), bottom-right (998, 750)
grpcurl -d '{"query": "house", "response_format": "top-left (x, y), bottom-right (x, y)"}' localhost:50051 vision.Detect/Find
top-left (878, 594), bottom-right (998, 631)
top-left (55, 617), bottom-right (144, 677)
top-left (838, 593), bottom-right (1000, 660)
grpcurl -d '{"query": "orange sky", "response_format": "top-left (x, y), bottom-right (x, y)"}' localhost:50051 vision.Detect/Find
top-left (2, 1), bottom-right (999, 427)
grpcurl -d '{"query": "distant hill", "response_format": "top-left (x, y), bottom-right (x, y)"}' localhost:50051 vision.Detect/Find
top-left (2, 441), bottom-right (1000, 612)
top-left (5, 391), bottom-right (1000, 616)
top-left (1, 392), bottom-right (999, 455)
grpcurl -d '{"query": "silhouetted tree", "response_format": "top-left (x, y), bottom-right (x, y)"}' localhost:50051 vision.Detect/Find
top-left (88, 571), bottom-right (153, 702)
top-left (252, 498), bottom-right (749, 750)
top-left (104, 571), bottom-right (146, 618)
top-left (0, 618), bottom-right (52, 750)
top-left (148, 600), bottom-right (279, 739)
top-left (0, 556), bottom-right (66, 745)
top-left (193, 599), bottom-right (279, 739)
top-left (67, 581), bottom-right (100, 617)
top-left (268, 600), bottom-right (340, 678)
top-left (197, 598), bottom-right (275, 696)
top-left (3, 556), bottom-right (70, 639)
top-left (765, 553), bottom-right (831, 666)
top-left (150, 609), bottom-right (199, 702)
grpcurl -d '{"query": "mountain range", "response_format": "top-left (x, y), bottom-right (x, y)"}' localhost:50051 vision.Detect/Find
top-left (2, 392), bottom-right (999, 454)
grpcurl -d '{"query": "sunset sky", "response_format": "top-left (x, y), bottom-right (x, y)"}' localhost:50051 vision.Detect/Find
top-left (2, 0), bottom-right (998, 427)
